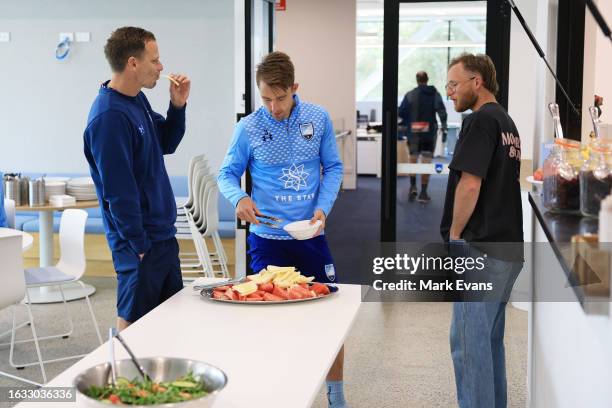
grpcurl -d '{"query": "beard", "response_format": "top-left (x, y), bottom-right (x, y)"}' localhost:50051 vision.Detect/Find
top-left (455, 90), bottom-right (478, 112)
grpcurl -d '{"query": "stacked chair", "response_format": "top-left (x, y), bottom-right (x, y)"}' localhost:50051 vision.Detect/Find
top-left (175, 155), bottom-right (229, 279)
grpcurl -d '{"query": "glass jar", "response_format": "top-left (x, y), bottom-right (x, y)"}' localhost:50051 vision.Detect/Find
top-left (543, 138), bottom-right (581, 213)
top-left (580, 141), bottom-right (612, 217)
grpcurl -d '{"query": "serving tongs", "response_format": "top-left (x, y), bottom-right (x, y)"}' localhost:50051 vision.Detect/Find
top-left (548, 103), bottom-right (577, 180)
top-left (588, 106), bottom-right (611, 180)
top-left (107, 328), bottom-right (151, 385)
top-left (589, 106), bottom-right (602, 140)
top-left (256, 213), bottom-right (282, 229)
top-left (548, 103), bottom-right (565, 140)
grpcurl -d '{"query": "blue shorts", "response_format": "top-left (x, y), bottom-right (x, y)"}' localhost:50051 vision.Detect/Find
top-left (112, 238), bottom-right (183, 323)
top-left (247, 234), bottom-right (338, 283)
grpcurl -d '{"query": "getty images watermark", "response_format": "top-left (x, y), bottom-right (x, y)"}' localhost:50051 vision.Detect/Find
top-left (371, 253), bottom-right (493, 292)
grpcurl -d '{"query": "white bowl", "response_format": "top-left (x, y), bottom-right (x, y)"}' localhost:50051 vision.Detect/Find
top-left (283, 220), bottom-right (322, 240)
top-left (526, 175), bottom-right (543, 195)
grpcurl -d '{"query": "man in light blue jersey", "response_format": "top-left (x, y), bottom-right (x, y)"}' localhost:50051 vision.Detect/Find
top-left (218, 52), bottom-right (348, 408)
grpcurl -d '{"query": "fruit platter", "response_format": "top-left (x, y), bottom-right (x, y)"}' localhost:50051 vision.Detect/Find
top-left (200, 266), bottom-right (338, 304)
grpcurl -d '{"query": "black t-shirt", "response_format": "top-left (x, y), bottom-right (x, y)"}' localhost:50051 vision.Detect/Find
top-left (440, 102), bottom-right (524, 261)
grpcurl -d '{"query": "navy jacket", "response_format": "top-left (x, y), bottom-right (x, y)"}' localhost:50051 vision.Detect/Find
top-left (398, 85), bottom-right (448, 139)
top-left (84, 81), bottom-right (185, 259)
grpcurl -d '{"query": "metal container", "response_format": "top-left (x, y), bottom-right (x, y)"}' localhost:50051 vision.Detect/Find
top-left (4, 177), bottom-right (21, 206)
top-left (19, 176), bottom-right (29, 207)
top-left (38, 177), bottom-right (45, 205)
top-left (28, 179), bottom-right (46, 207)
top-left (73, 357), bottom-right (227, 407)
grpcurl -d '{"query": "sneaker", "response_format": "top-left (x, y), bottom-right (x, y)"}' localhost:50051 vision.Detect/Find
top-left (409, 186), bottom-right (418, 202)
top-left (417, 191), bottom-right (431, 203)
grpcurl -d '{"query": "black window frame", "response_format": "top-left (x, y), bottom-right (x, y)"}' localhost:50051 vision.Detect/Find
top-left (555, 0), bottom-right (585, 140)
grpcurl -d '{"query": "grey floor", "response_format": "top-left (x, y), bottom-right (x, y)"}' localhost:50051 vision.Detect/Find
top-left (0, 277), bottom-right (527, 408)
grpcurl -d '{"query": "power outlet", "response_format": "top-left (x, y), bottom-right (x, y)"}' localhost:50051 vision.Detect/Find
top-left (0, 32), bottom-right (10, 42)
top-left (58, 32), bottom-right (74, 43)
top-left (75, 32), bottom-right (90, 42)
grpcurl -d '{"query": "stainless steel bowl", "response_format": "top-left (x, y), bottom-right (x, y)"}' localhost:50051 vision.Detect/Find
top-left (74, 357), bottom-right (227, 407)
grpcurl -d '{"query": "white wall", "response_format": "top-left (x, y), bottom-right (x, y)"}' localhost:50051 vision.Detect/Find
top-left (508, 0), bottom-right (540, 164)
top-left (275, 0), bottom-right (357, 189)
top-left (0, 0), bottom-right (236, 176)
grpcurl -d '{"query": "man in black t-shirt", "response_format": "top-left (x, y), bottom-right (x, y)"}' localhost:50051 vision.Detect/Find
top-left (440, 53), bottom-right (524, 408)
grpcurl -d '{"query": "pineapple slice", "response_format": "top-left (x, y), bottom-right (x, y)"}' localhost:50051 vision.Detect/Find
top-left (249, 273), bottom-right (274, 285)
top-left (233, 281), bottom-right (258, 296)
top-left (274, 278), bottom-right (294, 289)
top-left (296, 275), bottom-right (315, 284)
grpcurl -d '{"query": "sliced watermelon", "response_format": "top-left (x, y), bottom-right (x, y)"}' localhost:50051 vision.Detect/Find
top-left (311, 283), bottom-right (331, 296)
top-left (291, 285), bottom-right (313, 298)
top-left (246, 295), bottom-right (264, 301)
top-left (272, 286), bottom-right (290, 300)
top-left (263, 292), bottom-right (284, 302)
top-left (225, 288), bottom-right (237, 301)
top-left (213, 291), bottom-right (229, 300)
top-left (259, 282), bottom-right (274, 293)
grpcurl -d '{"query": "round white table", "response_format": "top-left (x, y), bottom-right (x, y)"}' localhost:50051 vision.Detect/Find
top-left (15, 201), bottom-right (98, 304)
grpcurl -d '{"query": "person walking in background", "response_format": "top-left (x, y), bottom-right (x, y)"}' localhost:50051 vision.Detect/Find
top-left (399, 71), bottom-right (448, 203)
top-left (83, 26), bottom-right (191, 331)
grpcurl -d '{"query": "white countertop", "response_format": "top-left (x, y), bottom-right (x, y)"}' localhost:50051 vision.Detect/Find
top-left (16, 278), bottom-right (362, 408)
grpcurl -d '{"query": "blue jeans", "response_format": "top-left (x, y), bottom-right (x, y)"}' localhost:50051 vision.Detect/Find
top-left (449, 245), bottom-right (523, 408)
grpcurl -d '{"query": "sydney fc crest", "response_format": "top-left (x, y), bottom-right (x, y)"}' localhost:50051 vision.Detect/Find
top-left (299, 122), bottom-right (314, 141)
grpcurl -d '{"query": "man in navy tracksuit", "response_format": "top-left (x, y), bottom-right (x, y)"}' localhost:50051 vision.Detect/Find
top-left (83, 27), bottom-right (191, 331)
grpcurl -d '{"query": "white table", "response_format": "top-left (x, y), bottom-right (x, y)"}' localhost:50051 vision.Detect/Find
top-left (16, 278), bottom-right (363, 408)
top-left (357, 130), bottom-right (382, 177)
top-left (15, 201), bottom-right (98, 303)
top-left (0, 227), bottom-right (34, 251)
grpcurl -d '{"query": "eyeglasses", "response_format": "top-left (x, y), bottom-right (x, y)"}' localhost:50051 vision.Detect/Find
top-left (445, 76), bottom-right (476, 92)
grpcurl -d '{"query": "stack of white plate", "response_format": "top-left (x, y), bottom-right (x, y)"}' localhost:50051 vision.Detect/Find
top-left (66, 177), bottom-right (97, 201)
top-left (49, 195), bottom-right (76, 207)
top-left (45, 181), bottom-right (67, 201)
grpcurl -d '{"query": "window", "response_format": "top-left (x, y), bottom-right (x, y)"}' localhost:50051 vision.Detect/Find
top-left (356, 9), bottom-right (486, 102)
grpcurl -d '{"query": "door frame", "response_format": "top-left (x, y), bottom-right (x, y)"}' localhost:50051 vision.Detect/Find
top-left (380, 0), bottom-right (511, 242)
top-left (238, 0), bottom-right (275, 275)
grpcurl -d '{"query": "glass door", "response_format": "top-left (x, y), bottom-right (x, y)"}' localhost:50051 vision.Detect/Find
top-left (381, 0), bottom-right (511, 242)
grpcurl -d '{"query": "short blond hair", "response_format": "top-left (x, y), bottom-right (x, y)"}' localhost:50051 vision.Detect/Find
top-left (449, 53), bottom-right (499, 95)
